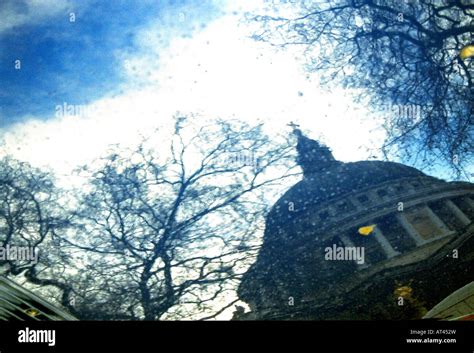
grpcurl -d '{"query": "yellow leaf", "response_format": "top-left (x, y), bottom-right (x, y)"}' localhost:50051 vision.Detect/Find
top-left (459, 44), bottom-right (474, 60)
top-left (358, 224), bottom-right (376, 236)
top-left (25, 308), bottom-right (40, 317)
top-left (394, 286), bottom-right (413, 298)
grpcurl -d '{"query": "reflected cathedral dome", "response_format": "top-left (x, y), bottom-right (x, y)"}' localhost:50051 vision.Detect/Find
top-left (236, 129), bottom-right (474, 320)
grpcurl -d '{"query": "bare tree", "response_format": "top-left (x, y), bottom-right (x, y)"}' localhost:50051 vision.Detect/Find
top-left (250, 0), bottom-right (473, 177)
top-left (47, 117), bottom-right (298, 320)
top-left (0, 157), bottom-right (78, 315)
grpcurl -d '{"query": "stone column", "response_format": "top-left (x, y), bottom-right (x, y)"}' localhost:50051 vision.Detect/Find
top-left (445, 199), bottom-right (471, 226)
top-left (465, 197), bottom-right (474, 210)
top-left (340, 234), bottom-right (356, 247)
top-left (340, 235), bottom-right (369, 268)
top-left (372, 227), bottom-right (400, 259)
top-left (405, 182), bottom-right (417, 194)
top-left (424, 205), bottom-right (451, 234)
top-left (350, 197), bottom-right (364, 210)
top-left (326, 206), bottom-right (336, 217)
top-left (396, 213), bottom-right (426, 246)
top-left (369, 190), bottom-right (382, 203)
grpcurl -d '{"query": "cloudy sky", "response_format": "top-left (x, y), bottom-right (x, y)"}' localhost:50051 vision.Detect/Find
top-left (2, 0), bottom-right (471, 322)
top-left (1, 0), bottom-right (391, 181)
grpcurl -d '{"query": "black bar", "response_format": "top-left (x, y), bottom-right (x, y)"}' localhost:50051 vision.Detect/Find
top-left (0, 321), bottom-right (473, 353)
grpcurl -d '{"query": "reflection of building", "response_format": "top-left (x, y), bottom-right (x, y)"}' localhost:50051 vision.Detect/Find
top-left (424, 281), bottom-right (474, 320)
top-left (236, 129), bottom-right (474, 320)
top-left (0, 276), bottom-right (76, 320)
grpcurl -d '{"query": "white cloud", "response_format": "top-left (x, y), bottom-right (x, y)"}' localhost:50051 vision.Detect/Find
top-left (0, 2), bottom-right (385, 183)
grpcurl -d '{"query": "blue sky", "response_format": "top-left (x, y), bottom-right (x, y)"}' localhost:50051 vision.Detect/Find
top-left (0, 0), bottom-right (219, 125)
top-left (1, 0), bottom-right (389, 176)
top-left (0, 0), bottom-right (466, 182)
